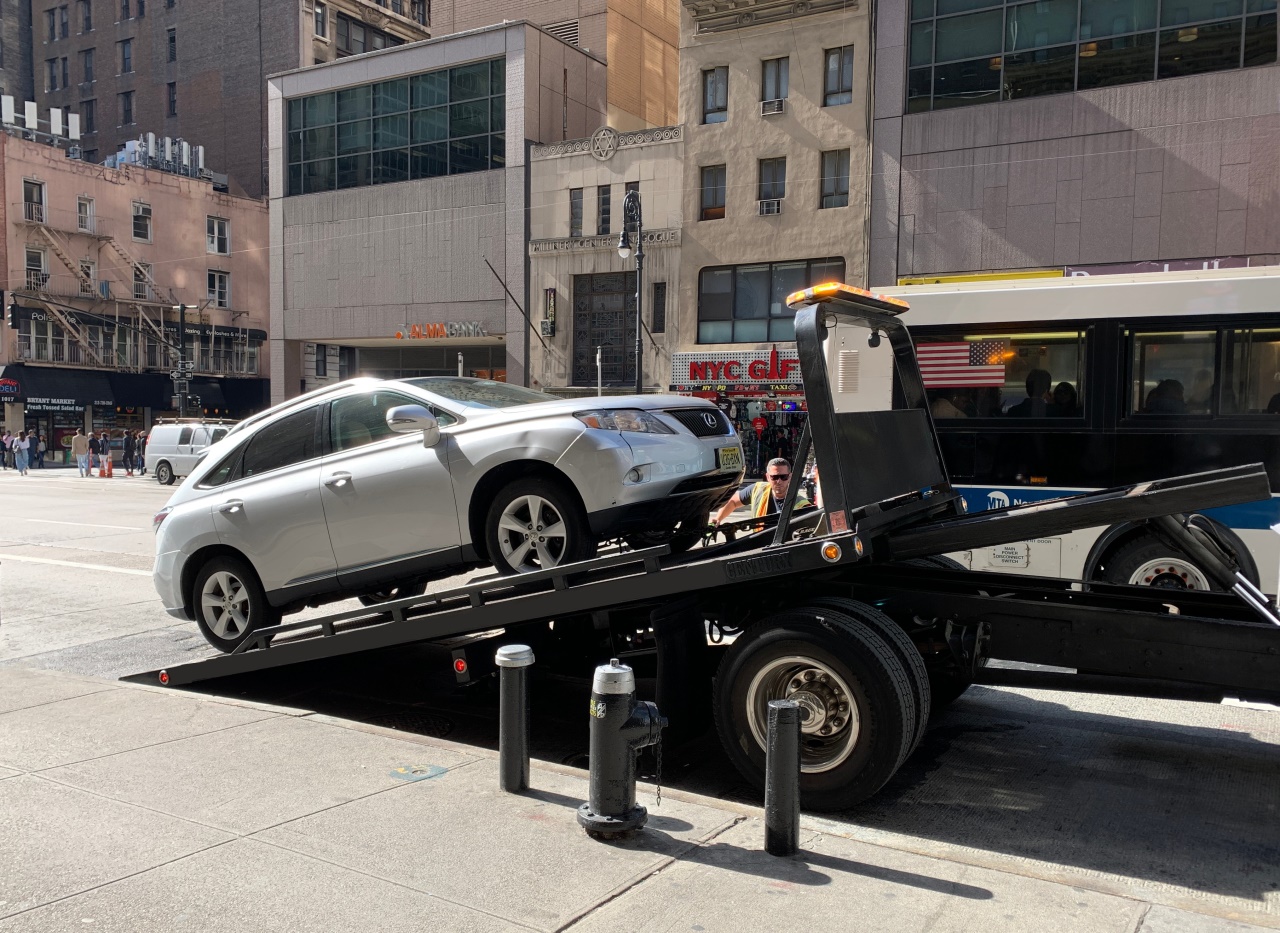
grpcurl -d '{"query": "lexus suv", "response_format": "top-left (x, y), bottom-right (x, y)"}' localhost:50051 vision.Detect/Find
top-left (153, 377), bottom-right (743, 651)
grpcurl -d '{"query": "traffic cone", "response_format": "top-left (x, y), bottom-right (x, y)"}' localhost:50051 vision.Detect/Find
top-left (105, 453), bottom-right (113, 478)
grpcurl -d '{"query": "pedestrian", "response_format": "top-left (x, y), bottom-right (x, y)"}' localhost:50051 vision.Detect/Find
top-left (100, 430), bottom-right (112, 474)
top-left (136, 430), bottom-right (147, 475)
top-left (13, 430), bottom-right (29, 475)
top-left (123, 429), bottom-right (137, 477)
top-left (71, 428), bottom-right (91, 477)
top-left (0, 429), bottom-right (10, 470)
top-left (712, 457), bottom-right (809, 529)
top-left (87, 430), bottom-right (101, 476)
top-left (36, 433), bottom-right (47, 468)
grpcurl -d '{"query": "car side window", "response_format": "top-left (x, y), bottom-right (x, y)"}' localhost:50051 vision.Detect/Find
top-left (192, 428), bottom-right (210, 446)
top-left (178, 427), bottom-right (193, 444)
top-left (330, 391), bottom-right (455, 453)
top-left (241, 407), bottom-right (318, 477)
top-left (211, 428), bottom-right (229, 443)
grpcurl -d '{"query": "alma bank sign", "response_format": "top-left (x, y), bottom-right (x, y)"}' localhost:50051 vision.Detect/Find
top-left (670, 346), bottom-right (802, 392)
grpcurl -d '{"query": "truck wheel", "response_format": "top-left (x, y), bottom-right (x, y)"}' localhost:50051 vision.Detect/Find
top-left (713, 609), bottom-right (916, 811)
top-left (156, 461), bottom-right (175, 485)
top-left (192, 556), bottom-right (280, 653)
top-left (801, 598), bottom-right (931, 754)
top-left (485, 478), bottom-right (596, 575)
top-left (1102, 536), bottom-right (1214, 591)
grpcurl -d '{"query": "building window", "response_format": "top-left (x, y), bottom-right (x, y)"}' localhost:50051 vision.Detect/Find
top-left (285, 58), bottom-right (505, 195)
top-left (759, 157), bottom-right (786, 201)
top-left (82, 47), bottom-right (93, 82)
top-left (411, 0), bottom-right (427, 25)
top-left (697, 257), bottom-right (846, 344)
top-left (167, 27), bottom-right (176, 60)
top-left (206, 216), bottom-right (229, 254)
top-left (702, 66), bottom-right (728, 123)
top-left (315, 344), bottom-right (328, 377)
top-left (79, 259), bottom-right (96, 296)
top-left (597, 185), bottom-right (611, 235)
top-left (25, 248), bottom-right (48, 289)
top-left (59, 5), bottom-right (69, 38)
top-left (83, 148), bottom-right (97, 162)
top-left (166, 0), bottom-right (174, 7)
top-left (79, 0), bottom-right (91, 31)
top-left (167, 81), bottom-right (176, 115)
top-left (119, 90), bottom-right (133, 124)
top-left (81, 97), bottom-right (95, 132)
top-left (119, 38), bottom-right (132, 73)
top-left (335, 12), bottom-right (403, 56)
top-left (133, 262), bottom-right (152, 299)
top-left (820, 149), bottom-right (850, 208)
top-left (762, 57), bottom-right (789, 101)
top-left (314, 2), bottom-right (327, 37)
top-left (23, 180), bottom-right (46, 223)
top-left (46, 59), bottom-right (58, 91)
top-left (46, 8), bottom-right (56, 41)
top-left (625, 180), bottom-right (639, 197)
top-left (651, 282), bottom-right (666, 334)
top-left (61, 57), bottom-right (68, 88)
top-left (823, 46), bottom-right (854, 105)
top-left (907, 0), bottom-right (1276, 112)
top-left (207, 270), bottom-right (230, 308)
top-left (120, 0), bottom-right (130, 18)
top-left (699, 164), bottom-right (726, 221)
top-left (77, 196), bottom-right (95, 233)
top-left (569, 187), bottom-right (582, 237)
top-left (131, 200), bottom-right (151, 240)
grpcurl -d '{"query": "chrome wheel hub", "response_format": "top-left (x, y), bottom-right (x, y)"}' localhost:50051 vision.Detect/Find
top-left (496, 495), bottom-right (569, 573)
top-left (200, 570), bottom-right (251, 639)
top-left (745, 656), bottom-right (860, 773)
top-left (1128, 557), bottom-right (1210, 591)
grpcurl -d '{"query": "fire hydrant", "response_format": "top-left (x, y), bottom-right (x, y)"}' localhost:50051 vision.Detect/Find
top-left (577, 658), bottom-right (666, 837)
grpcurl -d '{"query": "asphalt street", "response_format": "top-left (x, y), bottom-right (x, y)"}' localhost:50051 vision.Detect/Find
top-left (1, 465), bottom-right (1278, 926)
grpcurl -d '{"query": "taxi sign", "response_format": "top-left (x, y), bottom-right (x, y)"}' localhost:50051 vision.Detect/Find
top-left (785, 281), bottom-right (910, 312)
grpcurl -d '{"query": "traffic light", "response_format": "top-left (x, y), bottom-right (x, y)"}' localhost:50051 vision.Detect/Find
top-left (5, 294), bottom-right (16, 329)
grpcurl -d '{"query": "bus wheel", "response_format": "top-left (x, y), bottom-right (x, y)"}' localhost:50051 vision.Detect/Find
top-left (1103, 537), bottom-right (1213, 591)
top-left (713, 608), bottom-right (916, 811)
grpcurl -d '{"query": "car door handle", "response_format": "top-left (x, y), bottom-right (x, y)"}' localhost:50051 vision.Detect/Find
top-left (216, 499), bottom-right (243, 514)
top-left (324, 472), bottom-right (352, 488)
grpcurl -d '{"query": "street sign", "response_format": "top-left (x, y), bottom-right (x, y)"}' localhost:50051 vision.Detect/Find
top-left (169, 371), bottom-right (181, 380)
top-left (178, 360), bottom-right (195, 371)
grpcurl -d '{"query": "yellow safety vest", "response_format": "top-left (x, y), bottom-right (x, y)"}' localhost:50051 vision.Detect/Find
top-left (748, 481), bottom-right (808, 517)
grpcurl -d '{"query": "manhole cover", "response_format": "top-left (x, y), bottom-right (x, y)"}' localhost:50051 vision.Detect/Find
top-left (367, 710), bottom-right (454, 738)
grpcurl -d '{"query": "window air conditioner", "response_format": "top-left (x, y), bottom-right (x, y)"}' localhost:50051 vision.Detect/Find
top-left (758, 198), bottom-right (783, 216)
top-left (760, 99), bottom-right (785, 116)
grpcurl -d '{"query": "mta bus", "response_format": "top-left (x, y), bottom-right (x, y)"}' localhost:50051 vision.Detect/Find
top-left (880, 267), bottom-right (1280, 594)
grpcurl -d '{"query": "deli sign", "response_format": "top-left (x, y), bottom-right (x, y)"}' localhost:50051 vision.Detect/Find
top-left (671, 346), bottom-right (800, 390)
top-left (0, 377), bottom-right (19, 397)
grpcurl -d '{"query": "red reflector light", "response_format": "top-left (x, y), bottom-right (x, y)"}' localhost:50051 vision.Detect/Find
top-left (159, 670), bottom-right (169, 685)
top-left (453, 658), bottom-right (467, 674)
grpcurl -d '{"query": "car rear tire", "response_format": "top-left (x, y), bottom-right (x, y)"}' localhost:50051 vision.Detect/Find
top-left (156, 461), bottom-right (175, 486)
top-left (486, 478), bottom-right (596, 575)
top-left (713, 608), bottom-right (916, 811)
top-left (192, 556), bottom-right (280, 653)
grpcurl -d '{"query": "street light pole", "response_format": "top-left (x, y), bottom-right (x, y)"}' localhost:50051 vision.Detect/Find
top-left (176, 303), bottom-right (187, 419)
top-left (617, 189), bottom-right (644, 395)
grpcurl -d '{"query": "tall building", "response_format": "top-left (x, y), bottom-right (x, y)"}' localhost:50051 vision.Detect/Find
top-left (0, 122), bottom-right (269, 440)
top-left (31, 0), bottom-right (431, 199)
top-left (869, 0), bottom-right (1280, 283)
top-left (266, 22), bottom-right (607, 402)
top-left (0, 0), bottom-right (36, 102)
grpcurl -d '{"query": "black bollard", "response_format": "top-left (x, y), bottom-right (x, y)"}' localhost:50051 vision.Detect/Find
top-left (577, 658), bottom-right (666, 838)
top-left (764, 699), bottom-right (801, 856)
top-left (495, 644), bottom-right (534, 793)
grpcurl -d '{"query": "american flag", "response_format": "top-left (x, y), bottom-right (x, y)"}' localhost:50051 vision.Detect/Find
top-left (917, 340), bottom-right (1007, 387)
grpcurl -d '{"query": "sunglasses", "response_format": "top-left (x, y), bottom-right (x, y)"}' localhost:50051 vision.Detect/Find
top-left (767, 473), bottom-right (790, 481)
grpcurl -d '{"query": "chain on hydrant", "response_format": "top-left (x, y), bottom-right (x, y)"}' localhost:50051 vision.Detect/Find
top-left (577, 658), bottom-right (667, 838)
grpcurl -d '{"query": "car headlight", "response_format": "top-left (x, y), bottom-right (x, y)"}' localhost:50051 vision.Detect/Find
top-left (574, 409), bottom-right (674, 434)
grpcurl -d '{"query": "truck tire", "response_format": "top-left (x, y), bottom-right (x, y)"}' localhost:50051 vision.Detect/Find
top-left (713, 608), bottom-right (916, 811)
top-left (801, 598), bottom-right (931, 755)
top-left (1102, 535), bottom-right (1217, 591)
top-left (155, 461), bottom-right (175, 485)
top-left (485, 478), bottom-right (596, 575)
top-left (192, 555), bottom-right (280, 653)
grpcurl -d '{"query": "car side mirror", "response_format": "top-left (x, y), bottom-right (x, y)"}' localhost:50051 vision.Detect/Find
top-left (387, 405), bottom-right (440, 448)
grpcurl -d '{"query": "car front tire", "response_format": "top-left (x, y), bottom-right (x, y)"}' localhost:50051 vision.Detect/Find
top-left (485, 478), bottom-right (596, 575)
top-left (192, 555), bottom-right (280, 652)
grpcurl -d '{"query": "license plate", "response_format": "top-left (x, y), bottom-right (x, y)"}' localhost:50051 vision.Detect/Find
top-left (717, 446), bottom-right (742, 471)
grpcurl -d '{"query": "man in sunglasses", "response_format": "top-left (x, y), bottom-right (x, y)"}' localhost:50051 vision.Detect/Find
top-left (712, 457), bottom-right (808, 528)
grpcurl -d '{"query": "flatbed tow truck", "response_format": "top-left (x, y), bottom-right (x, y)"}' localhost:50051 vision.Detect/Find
top-left (128, 284), bottom-right (1280, 810)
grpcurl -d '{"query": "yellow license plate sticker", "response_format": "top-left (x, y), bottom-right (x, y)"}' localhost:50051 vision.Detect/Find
top-left (717, 446), bottom-right (742, 471)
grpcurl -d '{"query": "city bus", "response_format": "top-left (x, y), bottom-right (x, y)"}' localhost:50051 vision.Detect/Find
top-left (880, 267), bottom-right (1280, 594)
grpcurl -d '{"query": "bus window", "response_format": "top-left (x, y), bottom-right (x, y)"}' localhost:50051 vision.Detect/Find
top-left (917, 331), bottom-right (1084, 418)
top-left (1128, 330), bottom-right (1216, 415)
top-left (1226, 328), bottom-right (1280, 414)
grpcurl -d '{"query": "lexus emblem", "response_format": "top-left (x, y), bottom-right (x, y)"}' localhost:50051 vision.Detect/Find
top-left (702, 412), bottom-right (717, 427)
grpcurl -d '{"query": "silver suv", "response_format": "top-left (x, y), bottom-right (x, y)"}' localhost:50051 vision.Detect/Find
top-left (153, 377), bottom-right (743, 651)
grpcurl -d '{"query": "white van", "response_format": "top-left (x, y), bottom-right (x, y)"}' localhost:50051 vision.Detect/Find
top-left (146, 420), bottom-right (236, 485)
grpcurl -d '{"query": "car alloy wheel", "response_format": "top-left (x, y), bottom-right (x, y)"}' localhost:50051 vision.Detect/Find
top-left (485, 478), bottom-right (595, 575)
top-left (191, 555), bottom-right (279, 653)
top-left (201, 570), bottom-right (252, 640)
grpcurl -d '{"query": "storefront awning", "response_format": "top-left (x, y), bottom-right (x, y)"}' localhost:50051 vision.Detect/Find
top-left (0, 365), bottom-right (114, 412)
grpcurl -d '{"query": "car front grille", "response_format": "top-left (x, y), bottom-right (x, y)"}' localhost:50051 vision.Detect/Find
top-left (667, 408), bottom-right (733, 437)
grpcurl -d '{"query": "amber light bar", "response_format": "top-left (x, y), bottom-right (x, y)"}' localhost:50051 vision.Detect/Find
top-left (786, 281), bottom-right (911, 310)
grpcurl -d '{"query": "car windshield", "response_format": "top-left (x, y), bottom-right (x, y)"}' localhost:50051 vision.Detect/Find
top-left (402, 378), bottom-right (556, 408)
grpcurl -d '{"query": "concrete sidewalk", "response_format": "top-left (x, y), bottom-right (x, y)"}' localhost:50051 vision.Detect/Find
top-left (0, 666), bottom-right (1273, 933)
